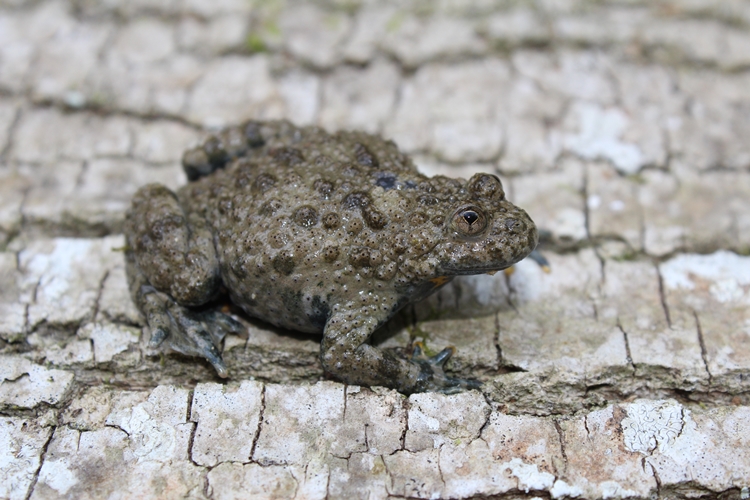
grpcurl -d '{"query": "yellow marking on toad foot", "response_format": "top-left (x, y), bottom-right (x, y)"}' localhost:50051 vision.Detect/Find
top-left (504, 264), bottom-right (551, 276)
top-left (429, 276), bottom-right (451, 287)
top-left (412, 340), bottom-right (430, 356)
top-left (413, 340), bottom-right (456, 358)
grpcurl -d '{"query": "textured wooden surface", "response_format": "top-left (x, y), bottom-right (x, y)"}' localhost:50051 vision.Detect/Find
top-left (1, 1), bottom-right (749, 498)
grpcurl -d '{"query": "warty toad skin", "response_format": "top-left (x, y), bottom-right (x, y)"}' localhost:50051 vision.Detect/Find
top-left (124, 120), bottom-right (538, 393)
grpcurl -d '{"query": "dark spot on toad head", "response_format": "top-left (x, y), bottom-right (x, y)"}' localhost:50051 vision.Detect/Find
top-left (259, 199), bottom-right (282, 216)
top-left (314, 154), bottom-right (332, 167)
top-left (203, 136), bottom-right (229, 168)
top-left (342, 164), bottom-right (362, 177)
top-left (323, 244), bottom-right (339, 262)
top-left (347, 218), bottom-right (364, 235)
top-left (363, 207), bottom-right (387, 230)
top-left (293, 206), bottom-right (319, 228)
top-left (182, 147), bottom-right (214, 181)
top-left (322, 212), bottom-right (340, 229)
top-left (314, 179), bottom-right (335, 199)
top-left (405, 180), bottom-right (417, 189)
top-left (417, 194), bottom-right (439, 206)
top-left (243, 121), bottom-right (265, 148)
top-left (375, 173), bottom-right (397, 191)
top-left (149, 214), bottom-right (183, 239)
top-left (270, 147), bottom-right (304, 166)
top-left (410, 212), bottom-right (428, 226)
top-left (233, 160), bottom-right (259, 188)
top-left (342, 191), bottom-right (371, 209)
top-left (253, 173), bottom-right (277, 194)
top-left (272, 252), bottom-right (296, 275)
top-left (354, 143), bottom-right (379, 168)
top-left (218, 197), bottom-right (232, 216)
top-left (270, 230), bottom-right (289, 248)
top-left (348, 247), bottom-right (371, 268)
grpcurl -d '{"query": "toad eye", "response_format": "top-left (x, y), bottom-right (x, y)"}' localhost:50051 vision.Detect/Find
top-left (451, 205), bottom-right (488, 237)
top-left (462, 211), bottom-right (479, 225)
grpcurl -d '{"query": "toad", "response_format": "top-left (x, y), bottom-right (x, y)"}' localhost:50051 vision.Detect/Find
top-left (124, 120), bottom-right (537, 393)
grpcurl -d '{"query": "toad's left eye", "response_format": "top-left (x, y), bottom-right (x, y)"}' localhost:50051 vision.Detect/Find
top-left (451, 205), bottom-right (487, 237)
top-left (462, 211), bottom-right (479, 225)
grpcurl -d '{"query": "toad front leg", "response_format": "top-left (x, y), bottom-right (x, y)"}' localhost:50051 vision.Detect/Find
top-left (125, 184), bottom-right (242, 376)
top-left (320, 300), bottom-right (481, 394)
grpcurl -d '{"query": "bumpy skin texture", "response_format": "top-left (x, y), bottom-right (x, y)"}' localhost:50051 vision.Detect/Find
top-left (124, 120), bottom-right (538, 393)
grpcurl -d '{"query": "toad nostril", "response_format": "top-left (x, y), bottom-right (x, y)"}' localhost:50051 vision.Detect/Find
top-left (505, 218), bottom-right (519, 230)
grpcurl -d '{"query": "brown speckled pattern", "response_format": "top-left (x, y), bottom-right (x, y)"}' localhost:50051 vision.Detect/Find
top-left (124, 120), bottom-right (537, 393)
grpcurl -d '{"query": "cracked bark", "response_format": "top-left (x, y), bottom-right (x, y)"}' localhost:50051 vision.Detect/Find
top-left (22, 425), bottom-right (54, 500)
top-left (91, 269), bottom-right (109, 323)
top-left (397, 399), bottom-right (409, 452)
top-left (553, 419), bottom-right (568, 476)
top-left (436, 444), bottom-right (447, 490)
top-left (656, 264), bottom-right (672, 328)
top-left (0, 104), bottom-right (22, 162)
top-left (649, 462), bottom-right (662, 496)
top-left (617, 322), bottom-right (636, 373)
top-left (693, 311), bottom-right (713, 385)
top-left (185, 388), bottom-right (198, 463)
top-left (582, 414), bottom-right (591, 439)
top-left (248, 384), bottom-right (266, 463)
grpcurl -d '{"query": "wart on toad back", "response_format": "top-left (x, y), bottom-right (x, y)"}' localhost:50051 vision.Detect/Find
top-left (124, 120), bottom-right (538, 394)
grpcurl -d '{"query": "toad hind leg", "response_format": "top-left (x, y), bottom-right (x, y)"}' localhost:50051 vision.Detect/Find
top-left (410, 342), bottom-right (482, 394)
top-left (321, 303), bottom-right (481, 394)
top-left (124, 183), bottom-right (242, 376)
top-left (136, 284), bottom-right (242, 377)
